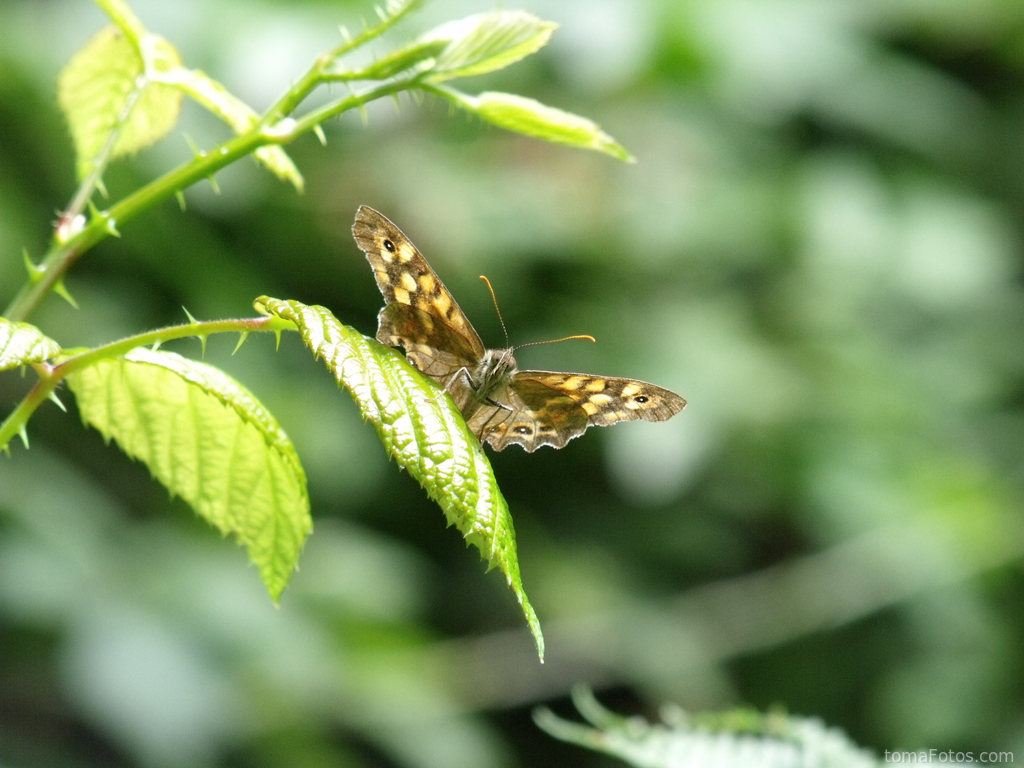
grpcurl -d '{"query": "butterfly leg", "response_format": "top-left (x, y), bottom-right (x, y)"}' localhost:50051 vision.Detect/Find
top-left (425, 367), bottom-right (473, 403)
top-left (484, 397), bottom-right (514, 412)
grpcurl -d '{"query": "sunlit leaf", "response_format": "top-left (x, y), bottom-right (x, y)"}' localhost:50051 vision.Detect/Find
top-left (254, 296), bottom-right (544, 659)
top-left (65, 347), bottom-right (310, 600)
top-left (57, 25), bottom-right (184, 179)
top-left (423, 11), bottom-right (556, 81)
top-left (536, 688), bottom-right (879, 768)
top-left (440, 89), bottom-right (634, 162)
top-left (0, 319), bottom-right (62, 371)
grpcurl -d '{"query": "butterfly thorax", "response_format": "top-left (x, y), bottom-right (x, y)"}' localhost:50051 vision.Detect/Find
top-left (467, 347), bottom-right (517, 406)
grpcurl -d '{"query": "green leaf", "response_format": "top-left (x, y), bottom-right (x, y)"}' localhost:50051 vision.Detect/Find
top-left (166, 67), bottom-right (304, 191)
top-left (64, 347), bottom-right (310, 601)
top-left (254, 296), bottom-right (544, 659)
top-left (0, 319), bottom-right (62, 371)
top-left (440, 88), bottom-right (634, 162)
top-left (423, 11), bottom-right (556, 81)
top-left (536, 688), bottom-right (880, 768)
top-left (57, 25), bottom-right (184, 180)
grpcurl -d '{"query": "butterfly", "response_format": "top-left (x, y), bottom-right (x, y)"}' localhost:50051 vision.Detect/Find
top-left (352, 206), bottom-right (686, 452)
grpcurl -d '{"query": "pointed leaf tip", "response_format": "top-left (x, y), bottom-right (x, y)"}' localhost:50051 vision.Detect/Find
top-left (445, 90), bottom-right (633, 162)
top-left (424, 11), bottom-right (556, 81)
top-left (65, 347), bottom-right (310, 600)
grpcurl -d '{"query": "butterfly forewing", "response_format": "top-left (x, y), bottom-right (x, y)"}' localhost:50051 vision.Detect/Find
top-left (353, 206), bottom-right (687, 451)
top-left (353, 206), bottom-right (485, 358)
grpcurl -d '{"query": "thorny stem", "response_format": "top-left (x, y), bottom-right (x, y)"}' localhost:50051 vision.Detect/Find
top-left (2, 77), bottom-right (415, 324)
top-left (0, 315), bottom-right (294, 452)
top-left (4, 0), bottom-right (423, 323)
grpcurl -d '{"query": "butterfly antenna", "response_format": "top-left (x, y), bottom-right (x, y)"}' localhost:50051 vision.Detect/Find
top-left (479, 275), bottom-right (596, 349)
top-left (515, 334), bottom-right (597, 350)
top-left (479, 275), bottom-right (511, 347)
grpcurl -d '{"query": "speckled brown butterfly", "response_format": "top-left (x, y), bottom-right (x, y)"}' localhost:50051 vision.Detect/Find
top-left (352, 206), bottom-right (686, 452)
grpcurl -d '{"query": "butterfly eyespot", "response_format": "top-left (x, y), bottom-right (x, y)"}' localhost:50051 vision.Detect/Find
top-left (634, 396), bottom-right (650, 403)
top-left (383, 238), bottom-right (396, 252)
top-left (513, 426), bottom-right (532, 435)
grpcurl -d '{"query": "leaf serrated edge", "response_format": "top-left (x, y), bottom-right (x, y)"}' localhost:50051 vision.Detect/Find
top-left (254, 296), bottom-right (544, 659)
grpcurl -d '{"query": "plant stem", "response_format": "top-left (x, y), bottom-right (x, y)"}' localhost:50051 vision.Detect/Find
top-left (0, 314), bottom-right (294, 452)
top-left (3, 78), bottom-right (413, 324)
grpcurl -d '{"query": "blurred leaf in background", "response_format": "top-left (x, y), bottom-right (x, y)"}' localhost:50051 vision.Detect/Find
top-left (1, 0), bottom-right (1023, 767)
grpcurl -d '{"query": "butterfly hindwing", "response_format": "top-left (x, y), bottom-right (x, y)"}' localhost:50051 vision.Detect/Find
top-left (468, 377), bottom-right (589, 452)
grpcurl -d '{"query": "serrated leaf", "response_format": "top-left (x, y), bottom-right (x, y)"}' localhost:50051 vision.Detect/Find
top-left (166, 67), bottom-right (303, 191)
top-left (65, 347), bottom-right (310, 600)
top-left (536, 688), bottom-right (880, 768)
top-left (255, 296), bottom-right (544, 659)
top-left (0, 319), bottom-right (62, 371)
top-left (443, 89), bottom-right (634, 162)
top-left (424, 11), bottom-right (556, 81)
top-left (58, 25), bottom-right (184, 179)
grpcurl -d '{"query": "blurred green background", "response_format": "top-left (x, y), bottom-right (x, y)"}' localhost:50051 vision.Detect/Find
top-left (2, 0), bottom-right (1023, 766)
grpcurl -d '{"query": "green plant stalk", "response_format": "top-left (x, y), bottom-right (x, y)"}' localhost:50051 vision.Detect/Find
top-left (264, 0), bottom-right (421, 121)
top-left (6, 0), bottom-right (427, 322)
top-left (61, 83), bottom-right (144, 236)
top-left (3, 78), bottom-right (413, 324)
top-left (95, 0), bottom-right (147, 40)
top-left (0, 314), bottom-right (294, 451)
